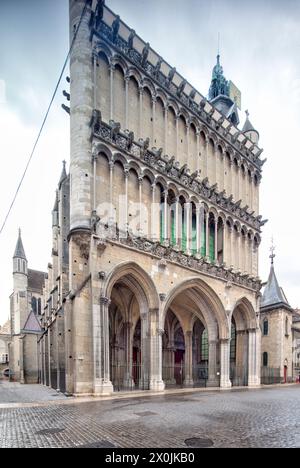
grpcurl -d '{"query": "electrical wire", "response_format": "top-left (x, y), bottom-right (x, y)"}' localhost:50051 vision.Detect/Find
top-left (0, 0), bottom-right (89, 235)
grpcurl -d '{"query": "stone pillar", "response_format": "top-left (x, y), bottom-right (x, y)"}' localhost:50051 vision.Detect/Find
top-left (207, 340), bottom-right (219, 387)
top-left (174, 197), bottom-right (180, 248)
top-left (164, 106), bottom-right (168, 153)
top-left (123, 322), bottom-right (134, 389)
top-left (125, 76), bottom-right (129, 129)
top-left (205, 140), bottom-right (209, 179)
top-left (184, 331), bottom-right (193, 387)
top-left (149, 310), bottom-right (165, 391)
top-left (214, 146), bottom-right (218, 186)
top-left (195, 204), bottom-right (203, 257)
top-left (221, 153), bottom-right (225, 191)
top-left (152, 97), bottom-right (156, 143)
top-left (248, 328), bottom-right (261, 387)
top-left (64, 298), bottom-right (74, 395)
top-left (140, 312), bottom-right (150, 390)
top-left (220, 338), bottom-right (232, 388)
top-left (176, 115), bottom-right (179, 159)
top-left (186, 125), bottom-right (190, 163)
top-left (138, 176), bottom-right (143, 235)
top-left (109, 161), bottom-right (114, 223)
top-left (196, 131), bottom-right (200, 172)
top-left (109, 64), bottom-right (115, 121)
top-left (139, 87), bottom-right (143, 138)
top-left (93, 295), bottom-right (114, 395)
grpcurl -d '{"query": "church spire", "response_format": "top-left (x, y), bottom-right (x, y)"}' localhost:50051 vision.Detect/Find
top-left (59, 160), bottom-right (67, 188)
top-left (208, 53), bottom-right (230, 101)
top-left (261, 242), bottom-right (291, 311)
top-left (13, 228), bottom-right (27, 261)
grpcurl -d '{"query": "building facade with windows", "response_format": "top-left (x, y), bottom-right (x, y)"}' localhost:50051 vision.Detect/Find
top-left (0, 320), bottom-right (10, 368)
top-left (9, 231), bottom-right (46, 383)
top-left (260, 258), bottom-right (300, 383)
top-left (36, 0), bottom-right (265, 396)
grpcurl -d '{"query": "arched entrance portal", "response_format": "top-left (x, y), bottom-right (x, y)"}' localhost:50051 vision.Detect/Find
top-left (109, 281), bottom-right (148, 391)
top-left (162, 279), bottom-right (227, 388)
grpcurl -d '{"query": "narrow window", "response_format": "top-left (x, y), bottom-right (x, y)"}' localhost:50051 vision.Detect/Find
top-left (263, 319), bottom-right (268, 336)
top-left (263, 352), bottom-right (268, 367)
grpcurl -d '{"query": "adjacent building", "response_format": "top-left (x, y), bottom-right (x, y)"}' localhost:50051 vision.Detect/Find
top-left (9, 230), bottom-right (46, 383)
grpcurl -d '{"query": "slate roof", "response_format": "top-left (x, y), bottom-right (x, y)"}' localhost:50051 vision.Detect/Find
top-left (261, 264), bottom-right (292, 312)
top-left (28, 269), bottom-right (47, 292)
top-left (22, 311), bottom-right (42, 334)
top-left (13, 230), bottom-right (27, 260)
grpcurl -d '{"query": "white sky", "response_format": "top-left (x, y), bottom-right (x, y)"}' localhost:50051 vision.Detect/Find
top-left (0, 0), bottom-right (299, 325)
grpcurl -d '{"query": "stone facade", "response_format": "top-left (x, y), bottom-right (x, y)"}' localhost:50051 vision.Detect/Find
top-left (9, 231), bottom-right (46, 383)
top-left (260, 260), bottom-right (300, 383)
top-left (0, 320), bottom-right (10, 369)
top-left (35, 0), bottom-right (265, 396)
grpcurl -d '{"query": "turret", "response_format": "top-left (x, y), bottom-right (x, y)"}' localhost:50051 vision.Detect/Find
top-left (13, 229), bottom-right (28, 277)
top-left (242, 110), bottom-right (259, 145)
top-left (208, 54), bottom-right (239, 126)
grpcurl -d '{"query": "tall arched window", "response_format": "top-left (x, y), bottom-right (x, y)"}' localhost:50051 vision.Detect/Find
top-left (191, 203), bottom-right (197, 256)
top-left (31, 297), bottom-right (37, 315)
top-left (263, 352), bottom-right (268, 367)
top-left (209, 214), bottom-right (215, 262)
top-left (201, 212), bottom-right (207, 257)
top-left (285, 316), bottom-right (289, 336)
top-left (263, 319), bottom-right (268, 336)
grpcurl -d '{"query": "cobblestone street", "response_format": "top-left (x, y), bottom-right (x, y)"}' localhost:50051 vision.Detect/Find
top-left (1, 381), bottom-right (300, 448)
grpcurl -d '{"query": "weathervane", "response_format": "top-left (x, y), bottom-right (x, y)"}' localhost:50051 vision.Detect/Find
top-left (270, 237), bottom-right (276, 265)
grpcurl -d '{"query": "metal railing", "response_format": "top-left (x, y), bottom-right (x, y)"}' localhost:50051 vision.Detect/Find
top-left (261, 367), bottom-right (281, 385)
top-left (230, 363), bottom-right (248, 387)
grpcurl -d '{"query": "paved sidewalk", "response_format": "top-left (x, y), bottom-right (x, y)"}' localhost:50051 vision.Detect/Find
top-left (0, 380), bottom-right (67, 405)
top-left (1, 385), bottom-right (300, 448)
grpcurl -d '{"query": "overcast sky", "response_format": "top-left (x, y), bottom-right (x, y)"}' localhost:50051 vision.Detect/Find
top-left (0, 0), bottom-right (300, 326)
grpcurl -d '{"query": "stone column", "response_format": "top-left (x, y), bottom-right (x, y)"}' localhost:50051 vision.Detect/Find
top-left (109, 161), bottom-right (114, 224)
top-left (139, 312), bottom-right (150, 390)
top-left (184, 331), bottom-right (194, 387)
top-left (214, 146), bottom-right (218, 186)
top-left (109, 64), bottom-right (115, 121)
top-left (221, 153), bottom-right (225, 191)
top-left (196, 131), bottom-right (200, 172)
top-left (176, 115), bottom-right (179, 159)
top-left (205, 140), bottom-right (209, 179)
top-left (138, 176), bottom-right (143, 235)
top-left (125, 76), bottom-right (129, 129)
top-left (207, 340), bottom-right (219, 387)
top-left (164, 106), bottom-right (168, 153)
top-left (248, 328), bottom-right (261, 387)
top-left (151, 183), bottom-right (158, 241)
top-left (152, 97), bottom-right (156, 143)
top-left (229, 161), bottom-right (233, 199)
top-left (93, 52), bottom-right (98, 108)
top-left (93, 295), bottom-right (114, 395)
top-left (148, 309), bottom-right (165, 391)
top-left (195, 204), bottom-right (203, 257)
top-left (220, 338), bottom-right (232, 388)
top-left (174, 197), bottom-right (180, 248)
top-left (230, 227), bottom-right (234, 268)
top-left (123, 322), bottom-right (134, 389)
top-left (249, 238), bottom-right (253, 275)
top-left (124, 167), bottom-right (129, 233)
top-left (186, 124), bottom-right (190, 163)
top-left (139, 87), bottom-right (143, 138)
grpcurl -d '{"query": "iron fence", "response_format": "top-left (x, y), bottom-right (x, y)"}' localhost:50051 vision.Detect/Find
top-left (230, 363), bottom-right (248, 387)
top-left (261, 367), bottom-right (281, 385)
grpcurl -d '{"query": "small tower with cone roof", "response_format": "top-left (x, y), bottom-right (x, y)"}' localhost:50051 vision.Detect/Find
top-left (242, 110), bottom-right (259, 145)
top-left (260, 241), bottom-right (294, 383)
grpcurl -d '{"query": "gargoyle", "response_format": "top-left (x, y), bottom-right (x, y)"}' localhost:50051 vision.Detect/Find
top-left (141, 42), bottom-right (150, 67)
top-left (128, 29), bottom-right (135, 50)
top-left (166, 67), bottom-right (176, 87)
top-left (95, 0), bottom-right (105, 29)
top-left (178, 164), bottom-right (188, 178)
top-left (190, 170), bottom-right (200, 181)
top-left (177, 79), bottom-right (187, 98)
top-left (234, 200), bottom-right (242, 209)
top-left (112, 15), bottom-right (120, 43)
top-left (110, 121), bottom-right (121, 142)
top-left (89, 109), bottom-right (102, 132)
top-left (165, 156), bottom-right (175, 172)
top-left (154, 57), bottom-right (163, 78)
top-left (218, 190), bottom-right (226, 198)
top-left (91, 210), bottom-right (100, 233)
top-left (141, 137), bottom-right (150, 155)
top-left (199, 99), bottom-right (206, 109)
top-left (127, 131), bottom-right (134, 151)
top-left (227, 195), bottom-right (233, 203)
top-left (189, 89), bottom-right (196, 101)
top-left (210, 183), bottom-right (218, 192)
top-left (152, 147), bottom-right (163, 161)
top-left (202, 177), bottom-right (209, 187)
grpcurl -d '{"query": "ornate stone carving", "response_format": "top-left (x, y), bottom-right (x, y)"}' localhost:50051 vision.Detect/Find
top-left (141, 42), bottom-right (150, 67)
top-left (111, 16), bottom-right (120, 43)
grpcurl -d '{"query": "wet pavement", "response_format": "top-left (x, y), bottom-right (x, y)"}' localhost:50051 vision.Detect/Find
top-left (1, 381), bottom-right (300, 448)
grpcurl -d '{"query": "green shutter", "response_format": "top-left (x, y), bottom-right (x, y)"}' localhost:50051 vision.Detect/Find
top-left (209, 223), bottom-right (215, 262)
top-left (171, 210), bottom-right (176, 246)
top-left (200, 219), bottom-right (206, 257)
